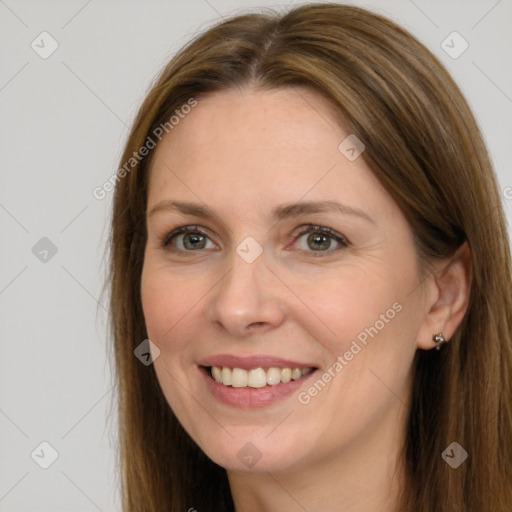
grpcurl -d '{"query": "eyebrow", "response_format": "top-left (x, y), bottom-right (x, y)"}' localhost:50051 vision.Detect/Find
top-left (147, 199), bottom-right (375, 225)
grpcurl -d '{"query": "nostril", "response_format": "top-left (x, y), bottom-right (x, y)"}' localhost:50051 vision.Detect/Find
top-left (248, 322), bottom-right (266, 329)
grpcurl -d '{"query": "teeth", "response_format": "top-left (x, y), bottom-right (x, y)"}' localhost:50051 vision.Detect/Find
top-left (291, 368), bottom-right (302, 380)
top-left (231, 368), bottom-right (247, 388)
top-left (281, 368), bottom-right (292, 383)
top-left (212, 366), bottom-right (222, 383)
top-left (209, 366), bottom-right (315, 388)
top-left (221, 367), bottom-right (232, 386)
top-left (267, 367), bottom-right (281, 385)
top-left (248, 368), bottom-right (267, 388)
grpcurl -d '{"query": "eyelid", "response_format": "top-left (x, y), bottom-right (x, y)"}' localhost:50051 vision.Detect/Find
top-left (161, 225), bottom-right (214, 249)
top-left (290, 225), bottom-right (349, 256)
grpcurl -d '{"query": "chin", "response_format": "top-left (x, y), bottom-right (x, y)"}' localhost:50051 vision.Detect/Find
top-left (197, 431), bottom-right (308, 474)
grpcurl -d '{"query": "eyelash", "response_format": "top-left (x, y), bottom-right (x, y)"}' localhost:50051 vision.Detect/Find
top-left (160, 224), bottom-right (349, 257)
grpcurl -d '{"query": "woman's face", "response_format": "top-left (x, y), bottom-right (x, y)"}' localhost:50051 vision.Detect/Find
top-left (141, 86), bottom-right (431, 474)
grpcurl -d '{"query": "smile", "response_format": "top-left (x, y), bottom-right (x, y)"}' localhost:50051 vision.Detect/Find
top-left (209, 366), bottom-right (315, 388)
top-left (199, 365), bottom-right (319, 408)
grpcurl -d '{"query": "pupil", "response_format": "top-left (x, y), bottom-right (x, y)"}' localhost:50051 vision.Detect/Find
top-left (184, 233), bottom-right (205, 250)
top-left (309, 233), bottom-right (330, 250)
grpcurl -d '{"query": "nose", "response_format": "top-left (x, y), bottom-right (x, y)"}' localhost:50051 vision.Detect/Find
top-left (207, 248), bottom-right (286, 338)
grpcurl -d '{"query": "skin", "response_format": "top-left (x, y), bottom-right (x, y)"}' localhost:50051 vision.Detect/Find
top-left (140, 86), bottom-right (472, 512)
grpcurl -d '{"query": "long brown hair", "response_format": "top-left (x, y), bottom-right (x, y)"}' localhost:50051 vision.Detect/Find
top-left (103, 3), bottom-right (512, 510)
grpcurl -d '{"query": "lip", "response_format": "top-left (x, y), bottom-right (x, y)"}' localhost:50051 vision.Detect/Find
top-left (197, 354), bottom-right (317, 371)
top-left (198, 365), bottom-right (319, 409)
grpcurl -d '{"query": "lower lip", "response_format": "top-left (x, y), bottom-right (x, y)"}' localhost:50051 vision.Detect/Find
top-left (199, 366), bottom-right (318, 408)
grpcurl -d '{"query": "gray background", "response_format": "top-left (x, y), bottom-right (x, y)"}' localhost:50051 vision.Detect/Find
top-left (0, 0), bottom-right (510, 510)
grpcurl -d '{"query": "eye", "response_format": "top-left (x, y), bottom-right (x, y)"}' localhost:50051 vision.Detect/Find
top-left (292, 225), bottom-right (349, 256)
top-left (160, 224), bottom-right (349, 257)
top-left (161, 225), bottom-right (216, 252)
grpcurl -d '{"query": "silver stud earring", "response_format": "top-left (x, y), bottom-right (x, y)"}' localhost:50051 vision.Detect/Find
top-left (433, 333), bottom-right (447, 351)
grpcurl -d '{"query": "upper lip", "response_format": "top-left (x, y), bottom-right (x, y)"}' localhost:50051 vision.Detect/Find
top-left (198, 354), bottom-right (317, 370)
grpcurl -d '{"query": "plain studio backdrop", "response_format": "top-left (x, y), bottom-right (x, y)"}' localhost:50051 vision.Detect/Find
top-left (0, 0), bottom-right (510, 510)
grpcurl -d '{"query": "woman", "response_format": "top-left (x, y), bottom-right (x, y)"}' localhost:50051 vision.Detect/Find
top-left (106, 3), bottom-right (512, 511)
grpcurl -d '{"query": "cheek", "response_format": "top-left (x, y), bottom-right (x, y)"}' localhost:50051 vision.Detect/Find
top-left (140, 267), bottom-right (195, 351)
top-left (298, 264), bottom-right (418, 392)
top-left (290, 269), bottom-right (401, 349)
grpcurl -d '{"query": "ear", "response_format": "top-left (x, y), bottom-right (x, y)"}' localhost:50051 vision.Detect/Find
top-left (416, 241), bottom-right (473, 350)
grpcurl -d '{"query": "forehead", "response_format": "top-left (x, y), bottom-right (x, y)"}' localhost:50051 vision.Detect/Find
top-left (146, 86), bottom-right (387, 219)
top-left (151, 86), bottom-right (342, 164)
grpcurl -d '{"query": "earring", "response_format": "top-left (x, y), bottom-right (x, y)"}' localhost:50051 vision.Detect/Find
top-left (433, 333), bottom-right (447, 351)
